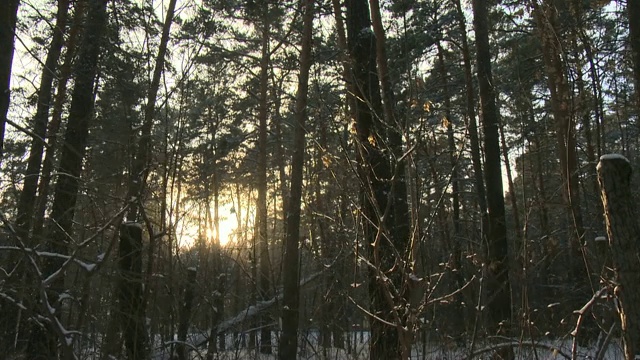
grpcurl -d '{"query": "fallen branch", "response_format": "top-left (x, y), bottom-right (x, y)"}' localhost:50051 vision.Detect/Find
top-left (464, 341), bottom-right (571, 360)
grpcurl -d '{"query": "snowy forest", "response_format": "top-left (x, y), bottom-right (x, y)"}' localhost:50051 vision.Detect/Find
top-left (1, 0), bottom-right (640, 359)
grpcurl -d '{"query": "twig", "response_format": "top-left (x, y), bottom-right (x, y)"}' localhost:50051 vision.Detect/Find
top-left (594, 322), bottom-right (617, 360)
top-left (571, 287), bottom-right (607, 359)
top-left (464, 341), bottom-right (572, 360)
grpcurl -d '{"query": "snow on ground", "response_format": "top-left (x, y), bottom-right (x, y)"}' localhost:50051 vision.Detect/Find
top-left (142, 331), bottom-right (627, 360)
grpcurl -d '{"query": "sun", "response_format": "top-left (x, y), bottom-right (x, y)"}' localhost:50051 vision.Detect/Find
top-left (205, 214), bottom-right (237, 246)
top-left (176, 204), bottom-right (239, 249)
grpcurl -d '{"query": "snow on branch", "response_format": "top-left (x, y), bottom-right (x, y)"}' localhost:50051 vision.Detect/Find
top-left (596, 153), bottom-right (630, 171)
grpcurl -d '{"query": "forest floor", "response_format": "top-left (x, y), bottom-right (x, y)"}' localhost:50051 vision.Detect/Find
top-left (141, 330), bottom-right (627, 359)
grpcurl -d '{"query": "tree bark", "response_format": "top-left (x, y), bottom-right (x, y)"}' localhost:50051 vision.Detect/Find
top-left (499, 118), bottom-right (522, 243)
top-left (471, 0), bottom-right (513, 358)
top-left (31, 0), bottom-right (86, 242)
top-left (16, 0), bottom-right (70, 239)
top-left (0, 0), bottom-right (19, 163)
top-left (628, 0), bottom-right (640, 108)
top-left (437, 42), bottom-right (466, 335)
top-left (28, 0), bottom-right (108, 357)
top-left (346, 0), bottom-right (408, 357)
top-left (278, 0), bottom-right (314, 358)
top-left (597, 155), bottom-right (640, 359)
top-left (177, 267), bottom-right (197, 360)
top-left (453, 0), bottom-right (488, 235)
top-left (369, 0), bottom-right (411, 291)
top-left (531, 0), bottom-right (586, 284)
top-left (0, 1), bottom-right (70, 354)
top-left (126, 0), bottom-right (177, 222)
top-left (118, 223), bottom-right (149, 360)
top-left (257, 4), bottom-right (273, 354)
top-left (206, 136), bottom-right (226, 359)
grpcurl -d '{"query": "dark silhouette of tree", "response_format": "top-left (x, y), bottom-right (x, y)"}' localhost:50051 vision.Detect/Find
top-left (256, 2), bottom-right (273, 354)
top-left (28, 0), bottom-right (109, 357)
top-left (531, 0), bottom-right (586, 285)
top-left (346, 0), bottom-right (412, 357)
top-left (629, 0), bottom-right (640, 108)
top-left (0, 0), bottom-right (19, 163)
top-left (472, 0), bottom-right (513, 358)
top-left (16, 0), bottom-right (70, 241)
top-left (126, 0), bottom-right (178, 222)
top-left (279, 0), bottom-right (314, 358)
top-left (0, 0), bottom-right (70, 353)
top-left (453, 0), bottom-right (488, 231)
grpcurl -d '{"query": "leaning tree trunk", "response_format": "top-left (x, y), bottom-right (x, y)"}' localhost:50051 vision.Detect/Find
top-left (31, 0), bottom-right (86, 242)
top-left (15, 0), bottom-right (70, 239)
top-left (471, 0), bottom-right (513, 359)
top-left (278, 0), bottom-right (314, 358)
top-left (0, 0), bottom-right (19, 163)
top-left (126, 0), bottom-right (177, 222)
top-left (597, 154), bottom-right (640, 359)
top-left (1, 1), bottom-right (70, 354)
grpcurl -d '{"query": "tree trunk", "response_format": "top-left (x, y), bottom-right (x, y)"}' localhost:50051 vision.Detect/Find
top-left (454, 0), bottom-right (488, 238)
top-left (498, 118), bottom-right (522, 243)
top-left (471, 0), bottom-right (513, 358)
top-left (0, 0), bottom-right (19, 163)
top-left (278, 0), bottom-right (314, 358)
top-left (597, 154), bottom-right (640, 359)
top-left (532, 0), bottom-right (586, 285)
top-left (437, 42), bottom-right (466, 336)
top-left (346, 0), bottom-right (409, 357)
top-left (15, 0), bottom-right (70, 239)
top-left (118, 223), bottom-right (149, 360)
top-left (206, 147), bottom-right (225, 359)
top-left (257, 5), bottom-right (273, 354)
top-left (369, 0), bottom-right (411, 300)
top-left (126, 0), bottom-right (177, 222)
top-left (28, 0), bottom-right (108, 357)
top-left (99, 2), bottom-right (176, 357)
top-left (628, 0), bottom-right (640, 107)
top-left (1, 0), bottom-right (69, 353)
top-left (31, 0), bottom-right (86, 242)
top-left (177, 267), bottom-right (197, 360)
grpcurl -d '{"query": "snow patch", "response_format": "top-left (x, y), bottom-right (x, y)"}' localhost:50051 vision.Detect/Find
top-left (595, 236), bottom-right (607, 242)
top-left (123, 221), bottom-right (143, 229)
